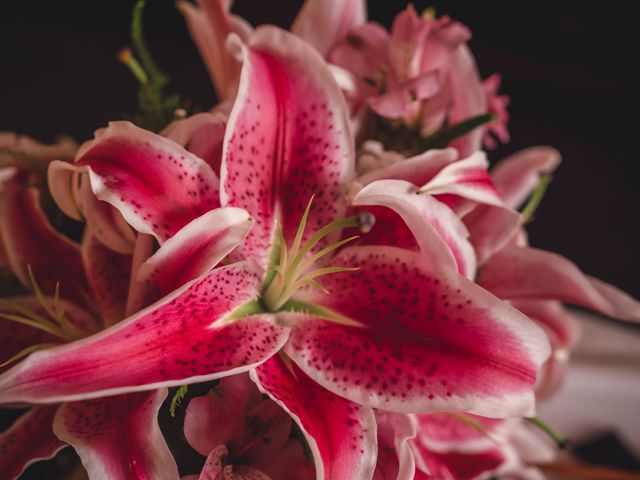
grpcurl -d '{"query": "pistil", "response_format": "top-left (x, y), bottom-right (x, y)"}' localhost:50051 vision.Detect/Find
top-left (261, 199), bottom-right (374, 312)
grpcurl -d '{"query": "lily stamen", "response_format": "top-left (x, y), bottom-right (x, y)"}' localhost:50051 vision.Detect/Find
top-left (262, 199), bottom-right (374, 312)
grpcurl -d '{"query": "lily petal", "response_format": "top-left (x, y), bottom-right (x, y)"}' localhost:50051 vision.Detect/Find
top-left (480, 245), bottom-right (640, 322)
top-left (77, 174), bottom-right (136, 254)
top-left (221, 26), bottom-right (355, 265)
top-left (448, 46), bottom-right (488, 157)
top-left (355, 148), bottom-right (457, 188)
top-left (353, 179), bottom-right (476, 278)
top-left (0, 177), bottom-right (89, 307)
top-left (0, 406), bottom-right (66, 480)
top-left (373, 412), bottom-right (416, 480)
top-left (251, 354), bottom-right (377, 480)
top-left (461, 204), bottom-right (521, 266)
top-left (0, 261), bottom-right (288, 404)
top-left (288, 246), bottom-right (550, 417)
top-left (137, 207), bottom-right (254, 295)
top-left (53, 389), bottom-right (179, 480)
top-left (82, 233), bottom-right (131, 327)
top-left (161, 112), bottom-right (228, 174)
top-left (491, 146), bottom-right (561, 209)
top-left (198, 444), bottom-right (271, 480)
top-left (292, 0), bottom-right (366, 58)
top-left (49, 121), bottom-right (220, 243)
top-left (418, 152), bottom-right (503, 207)
top-left (176, 0), bottom-right (250, 100)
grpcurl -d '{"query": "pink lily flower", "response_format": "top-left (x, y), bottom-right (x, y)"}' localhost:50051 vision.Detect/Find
top-left (0, 172), bottom-right (186, 479)
top-left (182, 373), bottom-right (313, 480)
top-left (1, 27), bottom-right (549, 478)
top-left (330, 5), bottom-right (504, 156)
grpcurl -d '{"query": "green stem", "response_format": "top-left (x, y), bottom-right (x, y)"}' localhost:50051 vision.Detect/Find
top-left (521, 174), bottom-right (552, 224)
top-left (526, 417), bottom-right (568, 448)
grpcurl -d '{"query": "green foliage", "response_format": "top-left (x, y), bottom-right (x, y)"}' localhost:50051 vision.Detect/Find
top-left (169, 385), bottom-right (189, 418)
top-left (120, 0), bottom-right (185, 132)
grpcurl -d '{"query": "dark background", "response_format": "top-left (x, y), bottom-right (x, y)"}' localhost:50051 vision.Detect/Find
top-left (1, 0), bottom-right (638, 301)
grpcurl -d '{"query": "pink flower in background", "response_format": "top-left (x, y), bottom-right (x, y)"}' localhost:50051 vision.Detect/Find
top-left (182, 374), bottom-right (313, 480)
top-left (330, 5), bottom-right (509, 156)
top-left (0, 172), bottom-right (181, 479)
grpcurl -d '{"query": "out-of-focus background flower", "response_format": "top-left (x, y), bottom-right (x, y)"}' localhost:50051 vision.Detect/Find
top-left (1, 1), bottom-right (638, 478)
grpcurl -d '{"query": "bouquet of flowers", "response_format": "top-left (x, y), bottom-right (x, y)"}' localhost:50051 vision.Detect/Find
top-left (1, 1), bottom-right (638, 479)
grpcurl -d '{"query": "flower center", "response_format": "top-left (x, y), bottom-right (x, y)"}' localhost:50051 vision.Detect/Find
top-left (261, 198), bottom-right (374, 312)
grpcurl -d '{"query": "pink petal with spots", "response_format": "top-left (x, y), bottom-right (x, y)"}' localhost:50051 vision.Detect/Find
top-left (251, 354), bottom-right (377, 480)
top-left (82, 233), bottom-right (131, 327)
top-left (418, 152), bottom-right (503, 207)
top-left (0, 406), bottom-right (66, 480)
top-left (162, 112), bottom-right (228, 175)
top-left (461, 203), bottom-right (521, 265)
top-left (289, 246), bottom-right (550, 417)
top-left (373, 412), bottom-right (416, 480)
top-left (221, 27), bottom-right (355, 266)
top-left (52, 121), bottom-right (220, 243)
top-left (0, 261), bottom-right (288, 404)
top-left (355, 148), bottom-right (457, 188)
top-left (0, 177), bottom-right (90, 308)
top-left (479, 246), bottom-right (640, 322)
top-left (491, 146), bottom-right (561, 209)
top-left (353, 179), bottom-right (476, 278)
top-left (138, 207), bottom-right (254, 295)
top-left (184, 374), bottom-right (262, 456)
top-left (53, 389), bottom-right (179, 480)
top-left (292, 0), bottom-right (366, 58)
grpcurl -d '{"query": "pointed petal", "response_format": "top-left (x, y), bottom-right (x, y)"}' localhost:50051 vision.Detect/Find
top-left (77, 174), bottom-right (136, 254)
top-left (161, 112), bottom-right (228, 175)
top-left (480, 245), bottom-right (640, 322)
top-left (51, 122), bottom-right (220, 243)
top-left (353, 179), bottom-right (476, 278)
top-left (251, 354), bottom-right (377, 480)
top-left (355, 148), bottom-right (457, 188)
top-left (53, 389), bottom-right (179, 480)
top-left (419, 152), bottom-right (503, 207)
top-left (184, 374), bottom-right (261, 456)
top-left (288, 246), bottom-right (550, 417)
top-left (0, 406), bottom-right (66, 480)
top-left (448, 46), bottom-right (487, 157)
top-left (0, 178), bottom-right (90, 307)
top-left (176, 0), bottom-right (247, 100)
top-left (222, 27), bottom-right (355, 265)
top-left (0, 261), bottom-right (288, 404)
top-left (461, 204), bottom-right (521, 265)
top-left (292, 0), bottom-right (366, 57)
top-left (491, 146), bottom-right (561, 209)
top-left (137, 207), bottom-right (254, 295)
top-left (373, 412), bottom-right (416, 480)
top-left (82, 233), bottom-right (131, 327)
